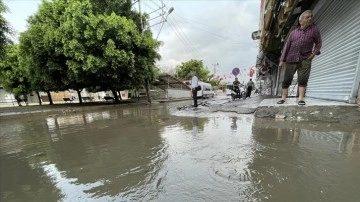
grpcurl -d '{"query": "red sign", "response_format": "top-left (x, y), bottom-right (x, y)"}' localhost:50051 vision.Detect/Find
top-left (249, 67), bottom-right (255, 77)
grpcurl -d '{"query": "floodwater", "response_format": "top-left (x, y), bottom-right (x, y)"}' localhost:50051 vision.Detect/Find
top-left (1, 104), bottom-right (360, 202)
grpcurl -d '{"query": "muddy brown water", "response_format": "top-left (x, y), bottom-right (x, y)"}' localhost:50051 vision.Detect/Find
top-left (1, 104), bottom-right (359, 202)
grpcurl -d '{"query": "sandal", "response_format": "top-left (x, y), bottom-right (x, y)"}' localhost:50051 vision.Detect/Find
top-left (277, 100), bottom-right (285, 104)
top-left (298, 100), bottom-right (306, 105)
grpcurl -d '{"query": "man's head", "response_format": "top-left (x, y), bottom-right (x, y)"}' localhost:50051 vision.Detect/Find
top-left (235, 77), bottom-right (238, 81)
top-left (190, 71), bottom-right (196, 77)
top-left (250, 79), bottom-right (252, 81)
top-left (299, 10), bottom-right (313, 28)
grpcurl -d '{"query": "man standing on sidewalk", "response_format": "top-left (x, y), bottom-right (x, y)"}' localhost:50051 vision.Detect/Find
top-left (191, 71), bottom-right (199, 107)
top-left (277, 10), bottom-right (322, 105)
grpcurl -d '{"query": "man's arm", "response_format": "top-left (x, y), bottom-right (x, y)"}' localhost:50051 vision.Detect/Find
top-left (308, 26), bottom-right (322, 60)
top-left (313, 25), bottom-right (322, 55)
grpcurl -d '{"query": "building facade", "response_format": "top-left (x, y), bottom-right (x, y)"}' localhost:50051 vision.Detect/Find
top-left (253, 0), bottom-right (360, 104)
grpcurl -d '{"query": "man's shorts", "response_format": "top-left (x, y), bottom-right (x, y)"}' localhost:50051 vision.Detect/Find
top-left (282, 59), bottom-right (312, 88)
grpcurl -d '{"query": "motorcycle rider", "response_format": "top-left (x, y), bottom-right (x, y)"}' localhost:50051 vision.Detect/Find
top-left (233, 77), bottom-right (240, 97)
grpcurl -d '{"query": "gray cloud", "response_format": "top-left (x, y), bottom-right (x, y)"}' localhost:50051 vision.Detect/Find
top-left (153, 1), bottom-right (260, 80)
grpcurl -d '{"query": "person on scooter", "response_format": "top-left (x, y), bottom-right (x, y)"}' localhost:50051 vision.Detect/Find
top-left (233, 77), bottom-right (240, 97)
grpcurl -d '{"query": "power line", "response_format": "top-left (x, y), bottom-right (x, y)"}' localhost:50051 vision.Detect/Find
top-left (167, 15), bottom-right (204, 60)
top-left (167, 18), bottom-right (202, 60)
top-left (172, 13), bottom-right (247, 44)
top-left (170, 15), bottom-right (204, 58)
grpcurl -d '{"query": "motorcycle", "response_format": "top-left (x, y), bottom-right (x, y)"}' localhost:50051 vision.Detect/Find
top-left (231, 86), bottom-right (246, 101)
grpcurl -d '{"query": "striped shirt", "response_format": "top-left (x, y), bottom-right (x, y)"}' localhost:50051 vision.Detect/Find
top-left (280, 23), bottom-right (322, 63)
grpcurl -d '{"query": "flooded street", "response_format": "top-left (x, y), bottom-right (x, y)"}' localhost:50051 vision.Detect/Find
top-left (1, 103), bottom-right (360, 201)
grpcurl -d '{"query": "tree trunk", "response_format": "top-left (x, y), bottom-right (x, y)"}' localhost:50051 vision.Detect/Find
top-left (47, 91), bottom-right (53, 105)
top-left (36, 91), bottom-right (42, 105)
top-left (111, 89), bottom-right (120, 103)
top-left (145, 80), bottom-right (151, 104)
top-left (77, 89), bottom-right (82, 104)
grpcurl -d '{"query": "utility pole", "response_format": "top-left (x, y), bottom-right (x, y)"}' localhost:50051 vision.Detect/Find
top-left (156, 7), bottom-right (174, 40)
top-left (135, 0), bottom-right (173, 103)
top-left (212, 63), bottom-right (219, 75)
top-left (138, 0), bottom-right (143, 30)
top-left (137, 0), bottom-right (152, 103)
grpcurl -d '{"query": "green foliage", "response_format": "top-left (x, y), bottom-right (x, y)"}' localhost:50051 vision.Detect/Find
top-left (58, 0), bottom-right (160, 91)
top-left (0, 0), bottom-right (11, 56)
top-left (176, 59), bottom-right (211, 81)
top-left (17, 0), bottom-right (160, 98)
top-left (0, 45), bottom-right (31, 96)
top-left (208, 78), bottom-right (222, 88)
top-left (19, 0), bottom-right (70, 92)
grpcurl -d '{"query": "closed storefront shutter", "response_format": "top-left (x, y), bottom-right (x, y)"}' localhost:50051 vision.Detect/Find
top-left (306, 0), bottom-right (360, 103)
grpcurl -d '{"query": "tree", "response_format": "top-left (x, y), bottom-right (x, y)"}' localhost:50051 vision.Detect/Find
top-left (58, 0), bottom-right (160, 103)
top-left (208, 78), bottom-right (222, 89)
top-left (0, 0), bottom-right (11, 56)
top-left (19, 0), bottom-right (71, 105)
top-left (176, 59), bottom-right (211, 81)
top-left (18, 0), bottom-right (160, 105)
top-left (0, 44), bottom-right (31, 97)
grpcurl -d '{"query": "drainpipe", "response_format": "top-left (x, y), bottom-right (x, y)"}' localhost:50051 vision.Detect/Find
top-left (275, 65), bottom-right (281, 96)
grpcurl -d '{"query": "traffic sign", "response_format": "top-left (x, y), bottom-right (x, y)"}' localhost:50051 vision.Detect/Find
top-left (232, 67), bottom-right (240, 76)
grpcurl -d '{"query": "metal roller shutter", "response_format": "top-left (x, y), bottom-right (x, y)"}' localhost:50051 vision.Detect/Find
top-left (306, 0), bottom-right (360, 103)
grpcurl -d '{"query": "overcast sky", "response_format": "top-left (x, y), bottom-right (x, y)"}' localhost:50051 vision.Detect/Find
top-left (4, 0), bottom-right (260, 82)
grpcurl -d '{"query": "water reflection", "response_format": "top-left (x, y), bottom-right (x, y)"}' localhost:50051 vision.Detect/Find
top-left (1, 107), bottom-right (360, 202)
top-left (231, 117), bottom-right (238, 131)
top-left (192, 117), bottom-right (199, 135)
top-left (338, 132), bottom-right (358, 154)
top-left (249, 118), bottom-right (360, 201)
top-left (1, 106), bottom-right (173, 201)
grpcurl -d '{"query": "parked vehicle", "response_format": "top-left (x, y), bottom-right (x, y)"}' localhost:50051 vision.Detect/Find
top-left (198, 82), bottom-right (215, 98)
top-left (184, 80), bottom-right (215, 99)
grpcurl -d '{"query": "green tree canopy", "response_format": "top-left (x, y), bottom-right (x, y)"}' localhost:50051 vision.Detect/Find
top-left (0, 0), bottom-right (11, 56)
top-left (19, 0), bottom-right (70, 96)
top-left (58, 0), bottom-right (160, 93)
top-left (18, 0), bottom-right (160, 103)
top-left (0, 44), bottom-right (31, 96)
top-left (208, 78), bottom-right (222, 89)
top-left (176, 59), bottom-right (211, 81)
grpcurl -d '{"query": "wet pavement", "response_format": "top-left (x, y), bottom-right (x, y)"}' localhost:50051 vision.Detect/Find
top-left (1, 96), bottom-right (360, 201)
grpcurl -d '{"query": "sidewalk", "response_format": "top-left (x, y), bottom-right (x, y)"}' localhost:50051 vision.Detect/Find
top-left (255, 97), bottom-right (360, 124)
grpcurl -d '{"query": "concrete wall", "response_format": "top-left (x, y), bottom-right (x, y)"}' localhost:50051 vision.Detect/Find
top-left (0, 90), bottom-right (40, 105)
top-left (0, 89), bottom-right (13, 103)
top-left (166, 89), bottom-right (191, 99)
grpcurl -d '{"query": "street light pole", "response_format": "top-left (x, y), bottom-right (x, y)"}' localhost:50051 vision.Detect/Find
top-left (156, 7), bottom-right (174, 40)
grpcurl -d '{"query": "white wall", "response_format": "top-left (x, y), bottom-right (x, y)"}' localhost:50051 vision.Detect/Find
top-left (166, 89), bottom-right (191, 99)
top-left (0, 89), bottom-right (14, 103)
top-left (119, 90), bottom-right (128, 100)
